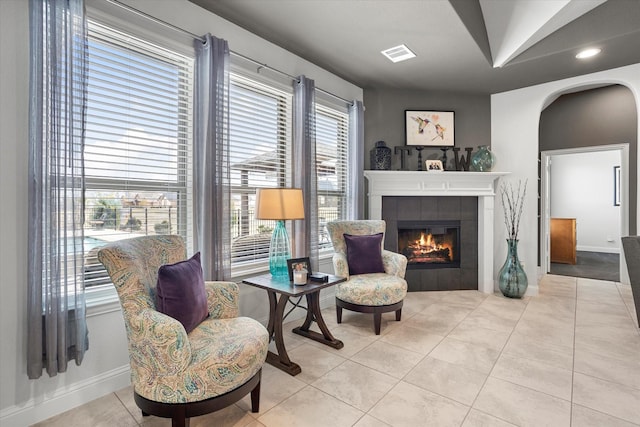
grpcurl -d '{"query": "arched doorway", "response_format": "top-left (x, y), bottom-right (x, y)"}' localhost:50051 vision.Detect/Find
top-left (539, 84), bottom-right (637, 284)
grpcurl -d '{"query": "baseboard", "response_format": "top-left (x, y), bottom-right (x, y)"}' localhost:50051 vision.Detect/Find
top-left (0, 365), bottom-right (131, 427)
top-left (524, 283), bottom-right (539, 296)
top-left (576, 245), bottom-right (620, 254)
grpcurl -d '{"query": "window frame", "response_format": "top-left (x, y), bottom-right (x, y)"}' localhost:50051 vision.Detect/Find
top-left (83, 18), bottom-right (194, 307)
top-left (227, 72), bottom-right (294, 277)
top-left (315, 101), bottom-right (350, 254)
top-left (80, 12), bottom-right (356, 300)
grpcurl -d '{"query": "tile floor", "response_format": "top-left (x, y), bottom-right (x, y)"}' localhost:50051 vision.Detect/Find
top-left (550, 251), bottom-right (619, 282)
top-left (34, 275), bottom-right (640, 427)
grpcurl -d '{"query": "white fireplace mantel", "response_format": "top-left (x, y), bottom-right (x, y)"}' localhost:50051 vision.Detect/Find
top-left (364, 170), bottom-right (509, 294)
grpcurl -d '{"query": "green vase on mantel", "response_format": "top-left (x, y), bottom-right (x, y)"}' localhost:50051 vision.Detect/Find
top-left (498, 239), bottom-right (528, 298)
top-left (470, 145), bottom-right (495, 172)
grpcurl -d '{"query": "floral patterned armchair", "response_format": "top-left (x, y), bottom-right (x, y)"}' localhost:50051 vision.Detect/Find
top-left (326, 220), bottom-right (408, 334)
top-left (97, 235), bottom-right (269, 427)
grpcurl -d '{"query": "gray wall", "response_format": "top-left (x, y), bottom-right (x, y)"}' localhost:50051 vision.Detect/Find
top-left (363, 89), bottom-right (491, 171)
top-left (539, 84), bottom-right (638, 234)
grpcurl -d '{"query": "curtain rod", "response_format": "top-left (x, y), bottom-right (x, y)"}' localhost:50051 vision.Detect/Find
top-left (106, 0), bottom-right (205, 41)
top-left (105, 0), bottom-right (353, 105)
top-left (231, 51), bottom-right (353, 105)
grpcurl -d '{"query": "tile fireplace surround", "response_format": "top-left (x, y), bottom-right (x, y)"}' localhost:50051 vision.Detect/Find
top-left (364, 171), bottom-right (508, 294)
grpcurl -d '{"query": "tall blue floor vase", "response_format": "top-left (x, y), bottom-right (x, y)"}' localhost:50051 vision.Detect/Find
top-left (498, 239), bottom-right (528, 298)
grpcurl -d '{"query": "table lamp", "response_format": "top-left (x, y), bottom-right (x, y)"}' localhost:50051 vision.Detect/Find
top-left (256, 188), bottom-right (305, 277)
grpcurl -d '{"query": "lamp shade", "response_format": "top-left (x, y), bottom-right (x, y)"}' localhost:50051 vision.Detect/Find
top-left (255, 188), bottom-right (305, 220)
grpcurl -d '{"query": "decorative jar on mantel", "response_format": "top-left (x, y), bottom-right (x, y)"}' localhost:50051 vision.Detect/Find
top-left (370, 140), bottom-right (392, 170)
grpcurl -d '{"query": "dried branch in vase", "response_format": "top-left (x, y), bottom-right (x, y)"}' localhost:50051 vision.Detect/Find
top-left (500, 180), bottom-right (527, 241)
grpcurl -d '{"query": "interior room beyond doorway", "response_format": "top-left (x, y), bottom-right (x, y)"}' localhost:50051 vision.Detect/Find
top-left (548, 149), bottom-right (622, 282)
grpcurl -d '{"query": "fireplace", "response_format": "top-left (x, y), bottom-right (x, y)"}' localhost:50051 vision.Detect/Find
top-left (398, 221), bottom-right (460, 269)
top-left (364, 170), bottom-right (508, 294)
top-left (381, 195), bottom-right (478, 291)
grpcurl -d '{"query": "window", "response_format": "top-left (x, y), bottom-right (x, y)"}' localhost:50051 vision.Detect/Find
top-left (228, 74), bottom-right (292, 268)
top-left (316, 104), bottom-right (349, 250)
top-left (83, 21), bottom-right (193, 288)
top-left (80, 22), bottom-right (350, 282)
top-left (226, 75), bottom-right (351, 267)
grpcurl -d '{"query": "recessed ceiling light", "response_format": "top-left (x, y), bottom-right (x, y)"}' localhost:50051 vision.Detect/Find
top-left (381, 44), bottom-right (416, 63)
top-left (576, 48), bottom-right (601, 59)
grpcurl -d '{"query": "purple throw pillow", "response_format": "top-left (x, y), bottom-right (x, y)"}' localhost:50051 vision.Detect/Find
top-left (344, 233), bottom-right (386, 275)
top-left (156, 252), bottom-right (208, 334)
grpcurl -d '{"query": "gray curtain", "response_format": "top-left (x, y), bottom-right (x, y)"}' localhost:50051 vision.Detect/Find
top-left (193, 34), bottom-right (231, 281)
top-left (27, 0), bottom-right (89, 379)
top-left (293, 76), bottom-right (319, 270)
top-left (348, 100), bottom-right (365, 219)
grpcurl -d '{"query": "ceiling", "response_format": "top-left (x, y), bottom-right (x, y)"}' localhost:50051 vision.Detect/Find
top-left (188, 0), bottom-right (640, 94)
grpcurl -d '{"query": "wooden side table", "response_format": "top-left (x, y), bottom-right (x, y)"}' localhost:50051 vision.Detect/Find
top-left (242, 273), bottom-right (346, 376)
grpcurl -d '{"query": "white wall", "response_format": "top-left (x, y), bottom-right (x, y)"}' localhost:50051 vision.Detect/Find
top-left (492, 63), bottom-right (640, 294)
top-left (551, 150), bottom-right (622, 253)
top-left (0, 1), bottom-right (361, 425)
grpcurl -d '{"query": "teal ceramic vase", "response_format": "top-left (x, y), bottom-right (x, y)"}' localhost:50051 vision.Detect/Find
top-left (498, 239), bottom-right (528, 298)
top-left (470, 145), bottom-right (495, 172)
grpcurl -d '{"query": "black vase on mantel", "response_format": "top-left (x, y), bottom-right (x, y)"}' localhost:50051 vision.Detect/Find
top-left (370, 140), bottom-right (392, 170)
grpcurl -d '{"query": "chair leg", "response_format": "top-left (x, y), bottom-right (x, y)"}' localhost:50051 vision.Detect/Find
top-left (250, 376), bottom-right (261, 413)
top-left (373, 313), bottom-right (382, 335)
top-left (171, 416), bottom-right (188, 427)
top-left (336, 305), bottom-right (343, 324)
top-left (395, 308), bottom-right (402, 321)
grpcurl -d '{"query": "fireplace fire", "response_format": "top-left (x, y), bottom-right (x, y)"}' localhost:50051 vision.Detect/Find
top-left (397, 221), bottom-right (460, 269)
top-left (406, 232), bottom-right (453, 262)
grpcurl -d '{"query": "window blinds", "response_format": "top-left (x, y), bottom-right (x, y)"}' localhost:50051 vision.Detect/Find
top-left (229, 74), bottom-right (292, 266)
top-left (316, 104), bottom-right (349, 249)
top-left (83, 21), bottom-right (193, 288)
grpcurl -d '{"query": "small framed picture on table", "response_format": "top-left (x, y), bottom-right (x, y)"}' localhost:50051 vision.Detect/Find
top-left (287, 257), bottom-right (311, 284)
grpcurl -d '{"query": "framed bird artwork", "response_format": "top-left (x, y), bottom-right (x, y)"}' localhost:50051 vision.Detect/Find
top-left (405, 110), bottom-right (455, 147)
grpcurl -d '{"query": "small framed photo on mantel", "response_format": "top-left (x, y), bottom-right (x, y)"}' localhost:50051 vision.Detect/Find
top-left (425, 159), bottom-right (444, 171)
top-left (405, 110), bottom-right (455, 147)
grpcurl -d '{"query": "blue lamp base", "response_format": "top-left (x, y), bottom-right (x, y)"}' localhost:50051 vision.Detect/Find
top-left (269, 220), bottom-right (291, 277)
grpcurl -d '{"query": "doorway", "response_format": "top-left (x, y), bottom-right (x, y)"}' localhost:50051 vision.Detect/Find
top-left (540, 144), bottom-right (630, 284)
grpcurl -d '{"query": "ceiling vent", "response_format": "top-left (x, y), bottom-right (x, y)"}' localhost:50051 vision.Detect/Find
top-left (381, 44), bottom-right (416, 63)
